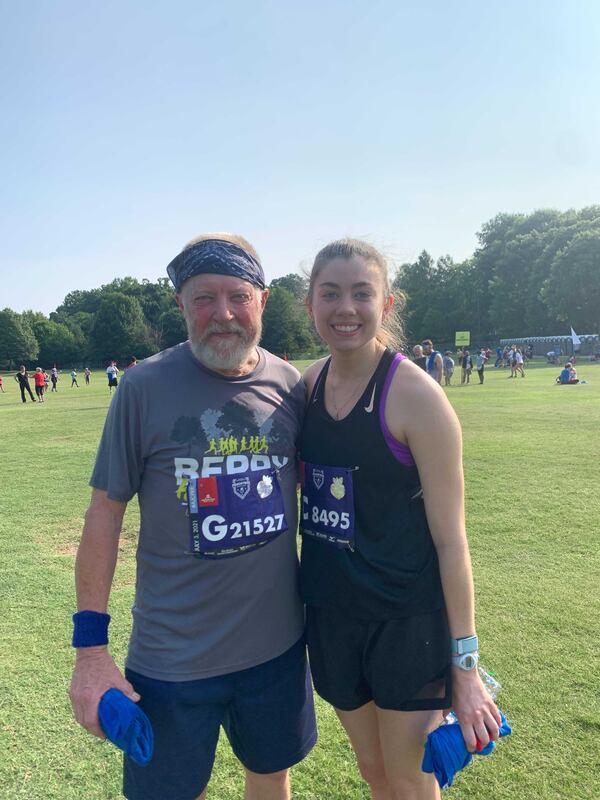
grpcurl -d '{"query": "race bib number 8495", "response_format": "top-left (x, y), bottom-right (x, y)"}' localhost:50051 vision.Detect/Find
top-left (300, 461), bottom-right (356, 549)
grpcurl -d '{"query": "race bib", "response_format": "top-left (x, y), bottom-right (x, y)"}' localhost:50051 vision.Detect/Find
top-left (187, 470), bottom-right (288, 559)
top-left (300, 461), bottom-right (356, 549)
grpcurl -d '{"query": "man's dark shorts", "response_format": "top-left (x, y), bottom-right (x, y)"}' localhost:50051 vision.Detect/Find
top-left (123, 637), bottom-right (317, 800)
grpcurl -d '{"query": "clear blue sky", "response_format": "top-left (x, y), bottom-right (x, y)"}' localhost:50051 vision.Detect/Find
top-left (1, 0), bottom-right (599, 314)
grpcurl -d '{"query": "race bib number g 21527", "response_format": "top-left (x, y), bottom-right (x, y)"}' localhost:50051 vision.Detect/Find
top-left (300, 461), bottom-right (356, 549)
top-left (187, 470), bottom-right (288, 559)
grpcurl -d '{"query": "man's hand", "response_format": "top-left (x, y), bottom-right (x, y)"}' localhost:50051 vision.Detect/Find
top-left (452, 668), bottom-right (502, 752)
top-left (69, 647), bottom-right (140, 738)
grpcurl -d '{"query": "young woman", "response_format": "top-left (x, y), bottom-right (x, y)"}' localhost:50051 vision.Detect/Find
top-left (299, 240), bottom-right (501, 799)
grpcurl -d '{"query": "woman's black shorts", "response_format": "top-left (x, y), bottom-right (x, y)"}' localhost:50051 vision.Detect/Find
top-left (306, 605), bottom-right (451, 712)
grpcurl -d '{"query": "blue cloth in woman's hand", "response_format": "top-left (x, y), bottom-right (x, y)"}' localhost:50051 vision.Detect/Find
top-left (98, 688), bottom-right (154, 766)
top-left (422, 710), bottom-right (511, 789)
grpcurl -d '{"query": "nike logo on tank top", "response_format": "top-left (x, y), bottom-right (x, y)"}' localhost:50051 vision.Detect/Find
top-left (363, 384), bottom-right (376, 413)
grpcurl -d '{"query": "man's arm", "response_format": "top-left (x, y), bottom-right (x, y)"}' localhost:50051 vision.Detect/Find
top-left (69, 488), bottom-right (140, 738)
top-left (435, 352), bottom-right (444, 384)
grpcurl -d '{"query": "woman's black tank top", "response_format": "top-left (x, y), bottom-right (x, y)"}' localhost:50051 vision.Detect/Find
top-left (299, 348), bottom-right (444, 619)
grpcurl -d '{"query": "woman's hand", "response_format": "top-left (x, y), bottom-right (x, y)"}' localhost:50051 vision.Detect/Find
top-left (452, 667), bottom-right (502, 752)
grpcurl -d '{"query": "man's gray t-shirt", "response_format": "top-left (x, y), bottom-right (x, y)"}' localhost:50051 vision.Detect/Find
top-left (90, 342), bottom-right (306, 681)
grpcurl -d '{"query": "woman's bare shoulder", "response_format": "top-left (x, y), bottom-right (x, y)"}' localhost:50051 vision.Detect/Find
top-left (387, 357), bottom-right (459, 438)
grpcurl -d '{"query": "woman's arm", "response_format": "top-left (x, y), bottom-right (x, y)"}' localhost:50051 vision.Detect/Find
top-left (386, 363), bottom-right (502, 749)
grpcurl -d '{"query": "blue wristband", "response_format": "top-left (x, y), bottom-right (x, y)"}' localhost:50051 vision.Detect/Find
top-left (72, 610), bottom-right (111, 647)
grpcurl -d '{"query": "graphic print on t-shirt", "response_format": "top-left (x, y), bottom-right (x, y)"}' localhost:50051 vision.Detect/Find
top-left (171, 399), bottom-right (293, 559)
top-left (170, 398), bottom-right (292, 505)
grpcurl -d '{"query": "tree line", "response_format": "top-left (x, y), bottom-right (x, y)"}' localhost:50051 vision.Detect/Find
top-left (1, 206), bottom-right (599, 369)
top-left (0, 274), bottom-right (322, 370)
top-left (394, 206), bottom-right (600, 343)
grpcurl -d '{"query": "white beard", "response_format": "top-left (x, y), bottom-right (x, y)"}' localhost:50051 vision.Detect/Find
top-left (187, 320), bottom-right (262, 373)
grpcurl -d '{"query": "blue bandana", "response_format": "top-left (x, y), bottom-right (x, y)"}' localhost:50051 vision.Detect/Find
top-left (166, 239), bottom-right (266, 292)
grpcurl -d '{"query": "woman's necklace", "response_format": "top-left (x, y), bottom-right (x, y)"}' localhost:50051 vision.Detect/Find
top-left (328, 346), bottom-right (385, 420)
top-left (329, 371), bottom-right (373, 420)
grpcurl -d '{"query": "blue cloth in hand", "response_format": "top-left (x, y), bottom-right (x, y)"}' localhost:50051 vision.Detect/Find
top-left (98, 688), bottom-right (154, 766)
top-left (422, 710), bottom-right (511, 789)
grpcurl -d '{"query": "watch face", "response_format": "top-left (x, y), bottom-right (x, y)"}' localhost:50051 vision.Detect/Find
top-left (463, 653), bottom-right (478, 670)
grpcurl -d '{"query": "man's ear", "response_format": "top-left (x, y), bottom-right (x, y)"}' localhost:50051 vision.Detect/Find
top-left (260, 288), bottom-right (270, 310)
top-left (176, 293), bottom-right (184, 312)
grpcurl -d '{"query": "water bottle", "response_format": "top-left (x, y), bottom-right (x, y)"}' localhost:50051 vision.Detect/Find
top-left (479, 667), bottom-right (501, 700)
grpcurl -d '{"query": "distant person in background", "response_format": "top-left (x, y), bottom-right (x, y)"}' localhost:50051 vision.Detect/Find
top-left (558, 362), bottom-right (579, 384)
top-left (443, 351), bottom-right (455, 386)
top-left (34, 367), bottom-right (46, 402)
top-left (106, 361), bottom-right (119, 393)
top-left (422, 339), bottom-right (443, 384)
top-left (43, 370), bottom-right (49, 393)
top-left (71, 369), bottom-right (79, 387)
top-left (412, 344), bottom-right (427, 371)
top-left (460, 349), bottom-right (473, 385)
top-left (475, 349), bottom-right (488, 384)
top-left (507, 346), bottom-right (516, 377)
top-left (514, 348), bottom-right (525, 378)
top-left (84, 367), bottom-right (91, 385)
top-left (0, 376), bottom-right (4, 393)
top-left (51, 366), bottom-right (59, 391)
top-left (127, 356), bottom-right (138, 369)
top-left (494, 347), bottom-right (503, 368)
top-left (15, 366), bottom-right (35, 403)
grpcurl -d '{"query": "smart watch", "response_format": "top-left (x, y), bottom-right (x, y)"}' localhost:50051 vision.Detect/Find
top-left (451, 651), bottom-right (479, 671)
top-left (450, 635), bottom-right (478, 655)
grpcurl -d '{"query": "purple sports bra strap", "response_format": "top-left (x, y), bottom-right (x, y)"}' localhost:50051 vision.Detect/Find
top-left (379, 353), bottom-right (416, 467)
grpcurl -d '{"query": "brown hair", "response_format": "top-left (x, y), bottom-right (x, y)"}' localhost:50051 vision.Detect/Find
top-left (183, 232), bottom-right (261, 263)
top-left (307, 238), bottom-right (405, 350)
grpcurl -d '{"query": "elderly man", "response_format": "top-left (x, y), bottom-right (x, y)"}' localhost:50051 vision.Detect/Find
top-left (69, 233), bottom-right (317, 800)
top-left (412, 343), bottom-right (427, 371)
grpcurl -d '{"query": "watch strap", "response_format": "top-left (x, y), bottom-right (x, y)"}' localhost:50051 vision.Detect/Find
top-left (450, 635), bottom-right (478, 655)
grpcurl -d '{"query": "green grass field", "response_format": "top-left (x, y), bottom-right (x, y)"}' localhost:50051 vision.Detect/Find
top-left (1, 362), bottom-right (599, 799)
